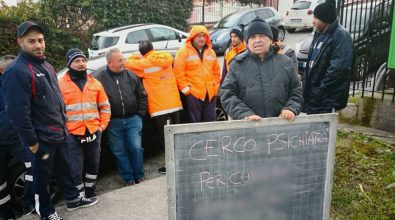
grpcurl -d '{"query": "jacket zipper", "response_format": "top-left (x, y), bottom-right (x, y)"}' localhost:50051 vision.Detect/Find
top-left (115, 77), bottom-right (126, 118)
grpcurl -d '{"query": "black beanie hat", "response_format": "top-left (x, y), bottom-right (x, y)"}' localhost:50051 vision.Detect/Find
top-left (230, 24), bottom-right (244, 41)
top-left (313, 2), bottom-right (337, 24)
top-left (246, 17), bottom-right (273, 41)
top-left (66, 48), bottom-right (86, 68)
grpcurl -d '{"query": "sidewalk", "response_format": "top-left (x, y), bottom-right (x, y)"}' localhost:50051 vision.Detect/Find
top-left (20, 176), bottom-right (168, 220)
top-left (19, 124), bottom-right (394, 220)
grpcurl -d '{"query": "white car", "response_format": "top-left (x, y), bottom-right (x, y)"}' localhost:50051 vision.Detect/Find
top-left (88, 24), bottom-right (189, 58)
top-left (284, 0), bottom-right (325, 32)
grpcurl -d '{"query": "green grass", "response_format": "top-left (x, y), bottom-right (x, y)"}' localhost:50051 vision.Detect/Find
top-left (331, 130), bottom-right (395, 219)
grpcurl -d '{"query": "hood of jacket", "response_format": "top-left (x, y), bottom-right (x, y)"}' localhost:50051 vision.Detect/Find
top-left (186, 25), bottom-right (212, 48)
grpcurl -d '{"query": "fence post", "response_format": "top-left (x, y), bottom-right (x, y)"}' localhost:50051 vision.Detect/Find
top-left (202, 0), bottom-right (205, 25)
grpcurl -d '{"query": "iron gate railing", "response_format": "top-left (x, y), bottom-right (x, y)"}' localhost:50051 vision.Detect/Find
top-left (337, 0), bottom-right (395, 102)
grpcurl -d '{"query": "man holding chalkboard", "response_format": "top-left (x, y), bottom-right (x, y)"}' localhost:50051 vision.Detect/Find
top-left (220, 18), bottom-right (303, 121)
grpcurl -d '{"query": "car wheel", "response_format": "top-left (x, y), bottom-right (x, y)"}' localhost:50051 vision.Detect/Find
top-left (216, 105), bottom-right (228, 121)
top-left (353, 54), bottom-right (370, 81)
top-left (286, 28), bottom-right (296, 33)
top-left (7, 163), bottom-right (58, 211)
top-left (278, 27), bottom-right (286, 41)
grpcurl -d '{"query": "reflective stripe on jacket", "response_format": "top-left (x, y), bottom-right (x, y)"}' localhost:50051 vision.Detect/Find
top-left (173, 25), bottom-right (221, 101)
top-left (59, 73), bottom-right (111, 135)
top-left (125, 51), bottom-right (182, 117)
top-left (222, 42), bottom-right (246, 84)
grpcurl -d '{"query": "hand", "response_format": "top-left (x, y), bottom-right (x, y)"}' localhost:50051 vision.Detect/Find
top-left (279, 109), bottom-right (295, 121)
top-left (29, 143), bottom-right (39, 153)
top-left (245, 115), bottom-right (262, 121)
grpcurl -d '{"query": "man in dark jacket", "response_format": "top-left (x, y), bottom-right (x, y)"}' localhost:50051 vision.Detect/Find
top-left (220, 18), bottom-right (303, 121)
top-left (0, 55), bottom-right (36, 218)
top-left (2, 21), bottom-right (97, 220)
top-left (303, 2), bottom-right (353, 114)
top-left (95, 48), bottom-right (147, 186)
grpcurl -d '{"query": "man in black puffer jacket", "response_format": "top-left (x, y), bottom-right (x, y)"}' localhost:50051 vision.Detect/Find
top-left (303, 2), bottom-right (353, 114)
top-left (220, 18), bottom-right (303, 121)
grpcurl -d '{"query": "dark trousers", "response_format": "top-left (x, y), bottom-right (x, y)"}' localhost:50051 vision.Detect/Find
top-left (153, 111), bottom-right (180, 151)
top-left (186, 94), bottom-right (216, 123)
top-left (67, 131), bottom-right (101, 197)
top-left (0, 142), bottom-right (34, 219)
top-left (33, 141), bottom-right (79, 217)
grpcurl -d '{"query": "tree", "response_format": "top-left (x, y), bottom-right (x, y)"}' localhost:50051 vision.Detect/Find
top-left (90, 0), bottom-right (193, 31)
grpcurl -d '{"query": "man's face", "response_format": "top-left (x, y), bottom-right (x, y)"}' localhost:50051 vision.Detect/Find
top-left (69, 57), bottom-right (87, 71)
top-left (247, 34), bottom-right (271, 57)
top-left (312, 16), bottom-right (328, 32)
top-left (192, 33), bottom-right (207, 49)
top-left (108, 51), bottom-right (124, 73)
top-left (230, 33), bottom-right (242, 47)
top-left (17, 30), bottom-right (45, 58)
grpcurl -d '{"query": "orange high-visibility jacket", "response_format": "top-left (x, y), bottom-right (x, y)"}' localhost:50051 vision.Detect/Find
top-left (173, 25), bottom-right (221, 101)
top-left (59, 73), bottom-right (111, 136)
top-left (125, 50), bottom-right (183, 117)
top-left (224, 41), bottom-right (247, 73)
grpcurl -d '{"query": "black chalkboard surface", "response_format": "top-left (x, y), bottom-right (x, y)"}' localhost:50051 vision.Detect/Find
top-left (165, 114), bottom-right (337, 220)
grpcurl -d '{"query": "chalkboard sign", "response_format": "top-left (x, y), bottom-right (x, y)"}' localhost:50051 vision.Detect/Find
top-left (165, 113), bottom-right (337, 220)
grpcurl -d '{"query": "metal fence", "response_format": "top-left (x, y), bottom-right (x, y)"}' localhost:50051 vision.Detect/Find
top-left (337, 0), bottom-right (395, 101)
top-left (188, 0), bottom-right (279, 26)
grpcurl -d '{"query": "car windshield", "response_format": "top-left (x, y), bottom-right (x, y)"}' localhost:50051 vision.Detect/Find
top-left (216, 12), bottom-right (241, 28)
top-left (291, 1), bottom-right (311, 10)
top-left (90, 36), bottom-right (119, 50)
top-left (342, 7), bottom-right (370, 34)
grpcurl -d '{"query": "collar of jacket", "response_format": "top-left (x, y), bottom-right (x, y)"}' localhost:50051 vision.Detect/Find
top-left (190, 43), bottom-right (208, 52)
top-left (68, 68), bottom-right (87, 80)
top-left (20, 50), bottom-right (46, 64)
top-left (248, 49), bottom-right (275, 62)
top-left (65, 71), bottom-right (93, 82)
top-left (106, 66), bottom-right (124, 77)
top-left (232, 42), bottom-right (247, 53)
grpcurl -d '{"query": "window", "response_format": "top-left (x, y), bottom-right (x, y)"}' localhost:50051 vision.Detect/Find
top-left (291, 1), bottom-right (312, 10)
top-left (149, 27), bottom-right (178, 42)
top-left (240, 12), bottom-right (256, 25)
top-left (125, 30), bottom-right (149, 44)
top-left (90, 36), bottom-right (119, 50)
top-left (255, 9), bottom-right (271, 19)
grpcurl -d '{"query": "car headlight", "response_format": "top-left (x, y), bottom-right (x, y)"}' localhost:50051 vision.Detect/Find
top-left (216, 31), bottom-right (229, 42)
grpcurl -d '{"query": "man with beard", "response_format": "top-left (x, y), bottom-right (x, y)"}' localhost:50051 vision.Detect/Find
top-left (220, 18), bottom-right (303, 121)
top-left (58, 48), bottom-right (111, 198)
top-left (2, 21), bottom-right (98, 220)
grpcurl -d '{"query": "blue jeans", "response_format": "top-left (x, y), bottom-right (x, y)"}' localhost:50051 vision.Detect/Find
top-left (107, 115), bottom-right (144, 183)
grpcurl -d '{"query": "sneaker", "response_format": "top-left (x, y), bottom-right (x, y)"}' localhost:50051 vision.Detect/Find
top-left (85, 191), bottom-right (97, 199)
top-left (135, 178), bottom-right (145, 184)
top-left (126, 181), bottom-right (135, 186)
top-left (41, 212), bottom-right (63, 220)
top-left (66, 197), bottom-right (98, 211)
top-left (158, 166), bottom-right (166, 174)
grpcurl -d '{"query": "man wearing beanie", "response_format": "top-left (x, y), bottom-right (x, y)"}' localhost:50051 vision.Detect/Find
top-left (2, 21), bottom-right (98, 220)
top-left (303, 2), bottom-right (353, 114)
top-left (58, 48), bottom-right (110, 199)
top-left (220, 18), bottom-right (303, 121)
top-left (222, 24), bottom-right (246, 84)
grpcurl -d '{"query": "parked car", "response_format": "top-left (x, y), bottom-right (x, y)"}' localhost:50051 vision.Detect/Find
top-left (295, 0), bottom-right (391, 81)
top-left (88, 24), bottom-right (189, 58)
top-left (210, 7), bottom-right (286, 55)
top-left (284, 0), bottom-right (326, 33)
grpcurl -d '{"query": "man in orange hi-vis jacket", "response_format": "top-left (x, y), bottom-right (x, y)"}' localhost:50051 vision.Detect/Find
top-left (174, 25), bottom-right (220, 123)
top-left (125, 41), bottom-right (182, 174)
top-left (59, 48), bottom-right (111, 198)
